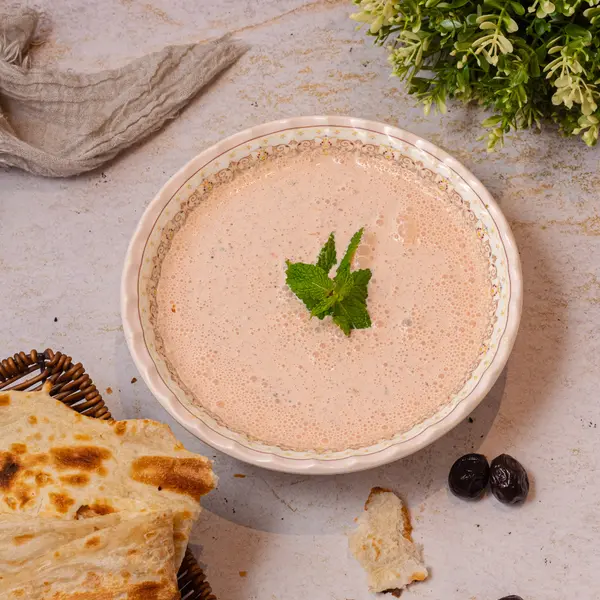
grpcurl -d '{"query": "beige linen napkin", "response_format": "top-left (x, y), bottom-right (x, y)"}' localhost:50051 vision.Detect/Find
top-left (0, 10), bottom-right (246, 177)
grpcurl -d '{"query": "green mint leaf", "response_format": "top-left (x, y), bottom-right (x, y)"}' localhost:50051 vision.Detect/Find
top-left (315, 307), bottom-right (334, 320)
top-left (337, 228), bottom-right (364, 274)
top-left (350, 268), bottom-right (372, 289)
top-left (333, 314), bottom-right (351, 336)
top-left (310, 294), bottom-right (338, 318)
top-left (332, 264), bottom-right (354, 301)
top-left (331, 269), bottom-right (372, 335)
top-left (285, 262), bottom-right (334, 311)
top-left (332, 296), bottom-right (371, 334)
top-left (316, 233), bottom-right (337, 273)
top-left (285, 229), bottom-right (372, 335)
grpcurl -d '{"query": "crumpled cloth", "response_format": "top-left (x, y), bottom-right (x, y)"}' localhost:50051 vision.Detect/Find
top-left (0, 10), bottom-right (247, 177)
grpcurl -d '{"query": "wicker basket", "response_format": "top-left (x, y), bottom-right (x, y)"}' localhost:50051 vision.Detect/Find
top-left (0, 348), bottom-right (216, 600)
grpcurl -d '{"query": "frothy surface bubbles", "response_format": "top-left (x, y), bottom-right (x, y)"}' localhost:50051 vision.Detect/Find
top-left (156, 149), bottom-right (493, 452)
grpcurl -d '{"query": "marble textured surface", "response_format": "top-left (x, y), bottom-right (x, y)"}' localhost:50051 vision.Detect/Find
top-left (1, 1), bottom-right (599, 599)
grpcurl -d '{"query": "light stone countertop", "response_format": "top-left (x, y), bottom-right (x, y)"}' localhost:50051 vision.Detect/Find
top-left (2, 1), bottom-right (599, 599)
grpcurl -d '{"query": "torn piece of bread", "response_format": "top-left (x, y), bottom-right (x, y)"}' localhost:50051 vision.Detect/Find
top-left (349, 487), bottom-right (428, 594)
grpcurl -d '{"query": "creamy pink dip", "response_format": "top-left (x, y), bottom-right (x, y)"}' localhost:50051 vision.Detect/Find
top-left (156, 149), bottom-right (493, 451)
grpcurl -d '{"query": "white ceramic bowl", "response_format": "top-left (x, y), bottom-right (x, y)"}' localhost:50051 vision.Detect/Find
top-left (122, 116), bottom-right (522, 474)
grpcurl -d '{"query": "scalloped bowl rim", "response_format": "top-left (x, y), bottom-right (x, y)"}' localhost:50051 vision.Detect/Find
top-left (121, 116), bottom-right (522, 474)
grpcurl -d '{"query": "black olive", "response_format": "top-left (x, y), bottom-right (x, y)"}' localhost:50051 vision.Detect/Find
top-left (499, 596), bottom-right (524, 600)
top-left (448, 453), bottom-right (490, 499)
top-left (490, 454), bottom-right (529, 505)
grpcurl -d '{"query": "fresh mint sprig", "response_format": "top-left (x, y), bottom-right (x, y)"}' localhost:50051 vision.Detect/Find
top-left (285, 228), bottom-right (372, 336)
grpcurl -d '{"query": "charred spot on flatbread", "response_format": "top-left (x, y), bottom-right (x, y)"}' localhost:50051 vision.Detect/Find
top-left (111, 421), bottom-right (127, 436)
top-left (0, 393), bottom-right (10, 406)
top-left (60, 474), bottom-right (90, 487)
top-left (49, 492), bottom-right (75, 514)
top-left (9, 444), bottom-right (27, 455)
top-left (128, 580), bottom-right (178, 600)
top-left (12, 534), bottom-right (34, 546)
top-left (50, 446), bottom-right (112, 474)
top-left (26, 453), bottom-right (49, 467)
top-left (35, 472), bottom-right (53, 486)
top-left (82, 571), bottom-right (102, 587)
top-left (130, 456), bottom-right (215, 500)
top-left (0, 453), bottom-right (21, 490)
top-left (75, 502), bottom-right (116, 519)
top-left (16, 484), bottom-right (36, 508)
top-left (84, 535), bottom-right (101, 549)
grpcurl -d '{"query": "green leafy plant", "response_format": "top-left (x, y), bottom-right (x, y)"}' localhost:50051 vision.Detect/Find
top-left (351, 0), bottom-right (600, 148)
top-left (285, 229), bottom-right (372, 336)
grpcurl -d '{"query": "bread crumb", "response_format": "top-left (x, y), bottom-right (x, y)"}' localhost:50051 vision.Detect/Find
top-left (349, 488), bottom-right (428, 594)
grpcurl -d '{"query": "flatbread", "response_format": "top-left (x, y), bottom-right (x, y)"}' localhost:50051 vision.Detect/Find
top-left (0, 510), bottom-right (180, 599)
top-left (0, 512), bottom-right (127, 576)
top-left (0, 389), bottom-right (217, 567)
